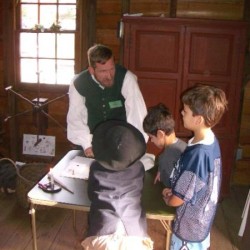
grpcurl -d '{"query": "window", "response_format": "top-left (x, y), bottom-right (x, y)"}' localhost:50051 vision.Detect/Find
top-left (17, 0), bottom-right (77, 85)
top-left (3, 0), bottom-right (94, 89)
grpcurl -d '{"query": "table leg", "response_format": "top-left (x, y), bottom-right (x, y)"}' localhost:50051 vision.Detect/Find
top-left (29, 203), bottom-right (38, 250)
top-left (160, 220), bottom-right (172, 250)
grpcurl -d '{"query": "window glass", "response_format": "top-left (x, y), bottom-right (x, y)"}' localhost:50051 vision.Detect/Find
top-left (57, 34), bottom-right (74, 58)
top-left (59, 0), bottom-right (77, 3)
top-left (39, 0), bottom-right (57, 3)
top-left (21, 0), bottom-right (38, 3)
top-left (59, 5), bottom-right (76, 30)
top-left (40, 5), bottom-right (57, 29)
top-left (20, 33), bottom-right (37, 57)
top-left (39, 59), bottom-right (56, 84)
top-left (38, 33), bottom-right (55, 58)
top-left (57, 60), bottom-right (75, 84)
top-left (20, 59), bottom-right (38, 83)
top-left (21, 5), bottom-right (38, 29)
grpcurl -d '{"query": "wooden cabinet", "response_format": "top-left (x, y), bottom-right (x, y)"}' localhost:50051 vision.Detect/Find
top-left (122, 16), bottom-right (247, 197)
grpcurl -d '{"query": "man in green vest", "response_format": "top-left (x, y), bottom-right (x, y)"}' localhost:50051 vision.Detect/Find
top-left (67, 44), bottom-right (148, 157)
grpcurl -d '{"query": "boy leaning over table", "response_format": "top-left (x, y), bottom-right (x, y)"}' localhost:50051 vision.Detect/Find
top-left (81, 120), bottom-right (153, 250)
top-left (162, 84), bottom-right (228, 250)
top-left (143, 103), bottom-right (187, 188)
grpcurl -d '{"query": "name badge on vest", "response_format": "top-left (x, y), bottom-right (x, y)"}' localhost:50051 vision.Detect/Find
top-left (109, 100), bottom-right (123, 109)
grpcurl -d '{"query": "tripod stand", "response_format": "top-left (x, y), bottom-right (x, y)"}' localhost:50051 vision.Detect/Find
top-left (5, 86), bottom-right (68, 147)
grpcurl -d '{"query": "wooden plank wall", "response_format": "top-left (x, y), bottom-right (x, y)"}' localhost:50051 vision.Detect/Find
top-left (0, 0), bottom-right (249, 166)
top-left (177, 0), bottom-right (244, 20)
top-left (129, 0), bottom-right (171, 16)
top-left (96, 1), bottom-right (122, 62)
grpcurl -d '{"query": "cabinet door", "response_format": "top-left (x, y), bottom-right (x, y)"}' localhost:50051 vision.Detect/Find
top-left (123, 18), bottom-right (186, 153)
top-left (182, 23), bottom-right (246, 197)
top-left (183, 24), bottom-right (246, 137)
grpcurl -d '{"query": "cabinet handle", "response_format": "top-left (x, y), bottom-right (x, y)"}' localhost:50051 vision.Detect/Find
top-left (118, 21), bottom-right (124, 39)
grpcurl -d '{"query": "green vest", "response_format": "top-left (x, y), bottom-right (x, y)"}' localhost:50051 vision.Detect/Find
top-left (74, 65), bottom-right (127, 132)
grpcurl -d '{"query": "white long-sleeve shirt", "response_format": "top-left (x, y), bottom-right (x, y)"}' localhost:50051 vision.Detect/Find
top-left (67, 70), bottom-right (148, 150)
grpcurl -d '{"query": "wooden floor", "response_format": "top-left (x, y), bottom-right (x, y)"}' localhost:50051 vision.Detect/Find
top-left (0, 185), bottom-right (249, 250)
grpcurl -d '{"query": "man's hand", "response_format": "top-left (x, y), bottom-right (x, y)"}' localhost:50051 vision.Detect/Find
top-left (162, 188), bottom-right (172, 205)
top-left (84, 147), bottom-right (94, 158)
top-left (162, 188), bottom-right (172, 198)
top-left (154, 171), bottom-right (160, 184)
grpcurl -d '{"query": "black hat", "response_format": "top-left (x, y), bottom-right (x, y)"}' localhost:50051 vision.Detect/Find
top-left (92, 120), bottom-right (146, 171)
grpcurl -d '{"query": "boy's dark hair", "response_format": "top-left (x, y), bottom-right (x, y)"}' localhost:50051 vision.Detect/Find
top-left (143, 103), bottom-right (175, 136)
top-left (87, 44), bottom-right (113, 68)
top-left (181, 84), bottom-right (228, 127)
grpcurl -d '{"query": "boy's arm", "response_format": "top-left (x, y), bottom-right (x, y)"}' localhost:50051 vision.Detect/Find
top-left (162, 188), bottom-right (184, 207)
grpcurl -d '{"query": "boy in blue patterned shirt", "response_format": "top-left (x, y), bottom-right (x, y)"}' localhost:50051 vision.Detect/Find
top-left (162, 84), bottom-right (228, 250)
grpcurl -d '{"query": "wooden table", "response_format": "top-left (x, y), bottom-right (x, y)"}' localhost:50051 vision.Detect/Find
top-left (142, 168), bottom-right (175, 250)
top-left (28, 150), bottom-right (175, 250)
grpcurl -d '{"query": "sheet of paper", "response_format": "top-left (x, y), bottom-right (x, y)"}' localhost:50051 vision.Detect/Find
top-left (61, 153), bottom-right (155, 180)
top-left (61, 156), bottom-right (94, 179)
